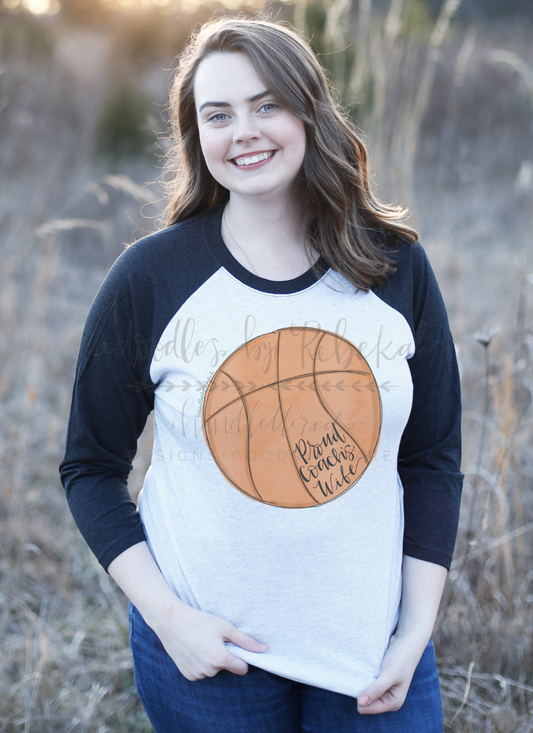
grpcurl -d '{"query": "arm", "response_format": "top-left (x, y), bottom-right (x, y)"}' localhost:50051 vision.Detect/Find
top-left (398, 243), bottom-right (463, 568)
top-left (357, 555), bottom-right (447, 714)
top-left (59, 260), bottom-right (153, 568)
top-left (374, 242), bottom-right (463, 569)
top-left (108, 541), bottom-right (268, 680)
top-left (362, 242), bottom-right (463, 712)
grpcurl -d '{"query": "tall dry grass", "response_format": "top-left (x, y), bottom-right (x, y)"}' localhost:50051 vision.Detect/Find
top-left (1, 4), bottom-right (533, 730)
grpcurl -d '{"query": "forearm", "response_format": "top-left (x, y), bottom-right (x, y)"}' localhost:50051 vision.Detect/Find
top-left (395, 554), bottom-right (447, 648)
top-left (107, 541), bottom-right (188, 630)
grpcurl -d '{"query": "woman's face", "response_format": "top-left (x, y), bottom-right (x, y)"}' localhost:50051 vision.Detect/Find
top-left (194, 52), bottom-right (307, 204)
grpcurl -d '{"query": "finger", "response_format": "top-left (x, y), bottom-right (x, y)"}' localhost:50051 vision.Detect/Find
top-left (358, 675), bottom-right (395, 709)
top-left (226, 626), bottom-right (268, 652)
top-left (358, 694), bottom-right (403, 715)
top-left (186, 650), bottom-right (249, 679)
top-left (222, 654), bottom-right (250, 676)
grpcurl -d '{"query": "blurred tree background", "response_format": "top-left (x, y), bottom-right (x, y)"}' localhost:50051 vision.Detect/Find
top-left (1, 0), bottom-right (533, 731)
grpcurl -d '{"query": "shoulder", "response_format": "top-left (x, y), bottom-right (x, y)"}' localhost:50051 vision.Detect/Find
top-left (111, 209), bottom-right (213, 283)
top-left (371, 239), bottom-right (419, 303)
top-left (387, 239), bottom-right (431, 279)
top-left (372, 240), bottom-right (446, 335)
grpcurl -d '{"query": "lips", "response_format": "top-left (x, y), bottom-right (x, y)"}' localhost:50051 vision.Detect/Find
top-left (231, 151), bottom-right (276, 167)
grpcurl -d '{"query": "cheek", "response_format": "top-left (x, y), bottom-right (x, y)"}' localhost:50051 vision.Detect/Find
top-left (199, 130), bottom-right (224, 171)
top-left (286, 119), bottom-right (307, 163)
top-left (292, 135), bottom-right (307, 172)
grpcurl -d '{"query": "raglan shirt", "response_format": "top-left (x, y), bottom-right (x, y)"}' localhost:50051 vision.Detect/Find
top-left (59, 203), bottom-right (463, 698)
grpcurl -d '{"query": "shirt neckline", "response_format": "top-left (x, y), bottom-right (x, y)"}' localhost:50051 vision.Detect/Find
top-left (204, 204), bottom-right (330, 295)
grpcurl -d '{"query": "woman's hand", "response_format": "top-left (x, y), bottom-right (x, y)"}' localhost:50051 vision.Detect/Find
top-left (356, 632), bottom-right (424, 714)
top-left (151, 601), bottom-right (268, 681)
top-left (108, 541), bottom-right (268, 681)
top-left (357, 555), bottom-right (448, 715)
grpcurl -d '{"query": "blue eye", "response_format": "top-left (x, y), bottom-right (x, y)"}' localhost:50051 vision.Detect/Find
top-left (259, 102), bottom-right (278, 114)
top-left (208, 112), bottom-right (229, 122)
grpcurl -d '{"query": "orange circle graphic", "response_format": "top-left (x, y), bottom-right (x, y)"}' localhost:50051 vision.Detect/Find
top-left (202, 327), bottom-right (382, 508)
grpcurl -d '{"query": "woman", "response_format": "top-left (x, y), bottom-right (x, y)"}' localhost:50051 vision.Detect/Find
top-left (60, 16), bottom-right (462, 732)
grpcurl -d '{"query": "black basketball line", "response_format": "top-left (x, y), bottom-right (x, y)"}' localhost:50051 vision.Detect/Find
top-left (204, 369), bottom-right (372, 423)
top-left (312, 333), bottom-right (370, 466)
top-left (276, 330), bottom-right (320, 506)
top-left (216, 370), bottom-right (263, 502)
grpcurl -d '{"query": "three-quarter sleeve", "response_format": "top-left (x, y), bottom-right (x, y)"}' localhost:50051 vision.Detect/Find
top-left (374, 241), bottom-right (463, 570)
top-left (59, 254), bottom-right (155, 570)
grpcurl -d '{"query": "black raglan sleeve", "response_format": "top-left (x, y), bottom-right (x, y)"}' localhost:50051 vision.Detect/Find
top-left (375, 241), bottom-right (463, 570)
top-left (59, 249), bottom-right (156, 571)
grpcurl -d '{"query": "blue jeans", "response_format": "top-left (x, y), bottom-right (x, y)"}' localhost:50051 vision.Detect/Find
top-left (129, 603), bottom-right (444, 733)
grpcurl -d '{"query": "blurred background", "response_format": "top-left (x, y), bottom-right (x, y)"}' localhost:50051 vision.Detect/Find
top-left (1, 0), bottom-right (532, 730)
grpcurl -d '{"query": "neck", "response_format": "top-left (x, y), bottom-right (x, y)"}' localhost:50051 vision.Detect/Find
top-left (224, 191), bottom-right (308, 258)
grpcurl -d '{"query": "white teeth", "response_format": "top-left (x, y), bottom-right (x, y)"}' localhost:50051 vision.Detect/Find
top-left (234, 151), bottom-right (274, 167)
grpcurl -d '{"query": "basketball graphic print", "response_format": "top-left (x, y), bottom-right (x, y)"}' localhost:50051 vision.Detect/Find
top-left (202, 327), bottom-right (382, 508)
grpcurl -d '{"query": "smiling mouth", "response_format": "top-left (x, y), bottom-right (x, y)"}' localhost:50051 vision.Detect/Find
top-left (232, 151), bottom-right (275, 167)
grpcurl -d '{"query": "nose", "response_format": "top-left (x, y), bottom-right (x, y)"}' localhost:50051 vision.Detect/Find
top-left (233, 113), bottom-right (261, 144)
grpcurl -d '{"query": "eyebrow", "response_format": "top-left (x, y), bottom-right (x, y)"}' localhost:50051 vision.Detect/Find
top-left (198, 90), bottom-right (272, 113)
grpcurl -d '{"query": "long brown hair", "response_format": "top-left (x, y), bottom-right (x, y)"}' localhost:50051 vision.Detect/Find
top-left (163, 16), bottom-right (418, 291)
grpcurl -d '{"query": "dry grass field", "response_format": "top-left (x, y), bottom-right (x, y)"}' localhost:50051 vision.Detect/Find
top-left (1, 2), bottom-right (533, 730)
